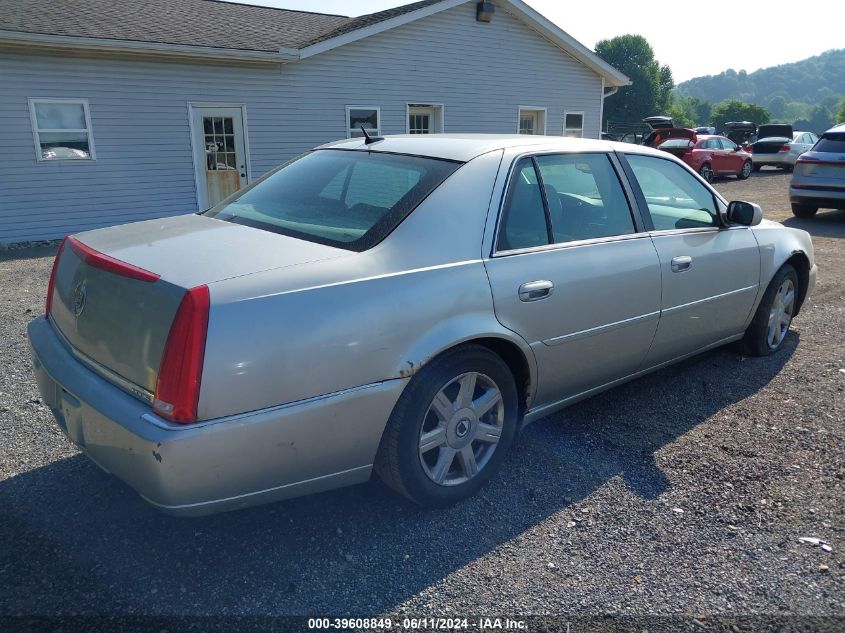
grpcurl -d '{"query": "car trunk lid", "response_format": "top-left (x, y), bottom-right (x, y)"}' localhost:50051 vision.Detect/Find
top-left (47, 214), bottom-right (348, 397)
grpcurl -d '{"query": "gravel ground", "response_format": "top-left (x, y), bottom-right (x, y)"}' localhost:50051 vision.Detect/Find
top-left (1, 170), bottom-right (843, 622)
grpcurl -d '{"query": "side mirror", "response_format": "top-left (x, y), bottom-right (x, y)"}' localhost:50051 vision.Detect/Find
top-left (727, 200), bottom-right (762, 226)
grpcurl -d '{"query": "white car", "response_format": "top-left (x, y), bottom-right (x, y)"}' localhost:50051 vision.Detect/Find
top-left (750, 125), bottom-right (818, 171)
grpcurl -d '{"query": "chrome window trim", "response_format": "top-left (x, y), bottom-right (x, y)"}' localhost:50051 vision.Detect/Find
top-left (491, 150), bottom-right (642, 257)
top-left (493, 231), bottom-right (649, 258)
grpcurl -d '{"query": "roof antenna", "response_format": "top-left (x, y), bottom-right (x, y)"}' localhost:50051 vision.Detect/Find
top-left (361, 126), bottom-right (384, 145)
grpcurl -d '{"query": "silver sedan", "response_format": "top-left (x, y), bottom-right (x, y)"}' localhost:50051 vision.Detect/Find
top-left (29, 135), bottom-right (817, 515)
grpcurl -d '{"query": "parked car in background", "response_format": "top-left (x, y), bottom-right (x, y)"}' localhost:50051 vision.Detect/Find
top-left (693, 126), bottom-right (716, 136)
top-left (750, 125), bottom-right (818, 171)
top-left (790, 123), bottom-right (845, 217)
top-left (29, 135), bottom-right (816, 515)
top-left (620, 116), bottom-right (674, 145)
top-left (723, 121), bottom-right (757, 147)
top-left (658, 134), bottom-right (753, 182)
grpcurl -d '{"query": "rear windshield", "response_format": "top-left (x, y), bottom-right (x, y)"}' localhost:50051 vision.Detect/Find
top-left (814, 133), bottom-right (845, 153)
top-left (204, 149), bottom-right (462, 251)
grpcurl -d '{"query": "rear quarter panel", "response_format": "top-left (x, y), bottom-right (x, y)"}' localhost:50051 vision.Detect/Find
top-left (197, 150), bottom-right (536, 420)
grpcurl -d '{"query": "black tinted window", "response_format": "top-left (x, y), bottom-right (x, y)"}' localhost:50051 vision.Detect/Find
top-left (498, 159), bottom-right (550, 251)
top-left (535, 154), bottom-right (635, 242)
top-left (205, 150), bottom-right (460, 251)
top-left (815, 133), bottom-right (845, 153)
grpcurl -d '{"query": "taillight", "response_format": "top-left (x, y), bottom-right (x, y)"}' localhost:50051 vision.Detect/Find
top-left (67, 236), bottom-right (159, 282)
top-left (153, 285), bottom-right (210, 424)
top-left (45, 237), bottom-right (68, 316)
top-left (780, 144), bottom-right (791, 152)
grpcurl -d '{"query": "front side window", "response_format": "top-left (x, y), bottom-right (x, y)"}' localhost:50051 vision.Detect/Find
top-left (346, 106), bottom-right (380, 138)
top-left (564, 112), bottom-right (584, 138)
top-left (29, 98), bottom-right (94, 161)
top-left (626, 154), bottom-right (718, 231)
top-left (205, 150), bottom-right (460, 251)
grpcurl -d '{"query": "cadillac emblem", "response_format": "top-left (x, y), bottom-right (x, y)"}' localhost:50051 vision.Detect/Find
top-left (71, 282), bottom-right (87, 317)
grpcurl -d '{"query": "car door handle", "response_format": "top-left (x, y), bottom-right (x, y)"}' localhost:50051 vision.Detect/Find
top-left (671, 256), bottom-right (692, 273)
top-left (518, 280), bottom-right (554, 302)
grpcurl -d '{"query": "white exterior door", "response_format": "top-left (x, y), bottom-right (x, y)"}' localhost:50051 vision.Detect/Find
top-left (190, 106), bottom-right (248, 210)
top-left (408, 105), bottom-right (442, 134)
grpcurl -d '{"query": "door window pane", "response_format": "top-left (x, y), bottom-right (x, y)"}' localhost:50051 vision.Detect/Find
top-left (497, 159), bottom-right (549, 251)
top-left (626, 154), bottom-right (718, 230)
top-left (719, 138), bottom-right (737, 151)
top-left (203, 116), bottom-right (237, 172)
top-left (518, 109), bottom-right (545, 135)
top-left (535, 154), bottom-right (635, 242)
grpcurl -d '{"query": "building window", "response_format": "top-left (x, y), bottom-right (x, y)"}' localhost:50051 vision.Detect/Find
top-left (564, 111), bottom-right (584, 138)
top-left (347, 106), bottom-right (380, 138)
top-left (518, 108), bottom-right (546, 135)
top-left (407, 104), bottom-right (444, 134)
top-left (29, 98), bottom-right (95, 161)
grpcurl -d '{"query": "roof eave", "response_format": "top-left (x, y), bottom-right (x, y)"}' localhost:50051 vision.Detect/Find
top-left (0, 30), bottom-right (299, 63)
top-left (297, 0), bottom-right (467, 59)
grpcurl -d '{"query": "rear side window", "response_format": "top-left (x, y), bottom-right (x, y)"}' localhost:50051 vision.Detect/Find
top-left (497, 153), bottom-right (635, 252)
top-left (498, 159), bottom-right (550, 251)
top-left (719, 138), bottom-right (737, 151)
top-left (814, 133), bottom-right (845, 153)
top-left (205, 150), bottom-right (461, 251)
top-left (626, 154), bottom-right (718, 231)
top-left (534, 154), bottom-right (635, 242)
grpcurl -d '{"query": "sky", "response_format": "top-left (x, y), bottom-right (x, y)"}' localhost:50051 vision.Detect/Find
top-left (227, 0), bottom-right (843, 82)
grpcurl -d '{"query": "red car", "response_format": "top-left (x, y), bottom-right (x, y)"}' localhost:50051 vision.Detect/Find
top-left (657, 132), bottom-right (753, 182)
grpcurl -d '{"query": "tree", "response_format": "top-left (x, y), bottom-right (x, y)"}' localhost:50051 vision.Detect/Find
top-left (595, 35), bottom-right (673, 125)
top-left (768, 95), bottom-right (786, 119)
top-left (837, 98), bottom-right (845, 124)
top-left (710, 100), bottom-right (771, 132)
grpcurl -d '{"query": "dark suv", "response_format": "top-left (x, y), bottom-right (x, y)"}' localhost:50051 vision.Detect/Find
top-left (789, 123), bottom-right (845, 218)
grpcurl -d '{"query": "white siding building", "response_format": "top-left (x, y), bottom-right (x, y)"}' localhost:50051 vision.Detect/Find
top-left (0, 0), bottom-right (629, 243)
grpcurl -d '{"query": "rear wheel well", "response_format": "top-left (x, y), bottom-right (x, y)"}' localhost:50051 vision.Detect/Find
top-left (785, 252), bottom-right (810, 315)
top-left (460, 337), bottom-right (531, 420)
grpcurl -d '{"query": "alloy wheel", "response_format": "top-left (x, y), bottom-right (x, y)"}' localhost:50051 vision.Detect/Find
top-left (699, 164), bottom-right (713, 183)
top-left (418, 372), bottom-right (504, 486)
top-left (767, 278), bottom-right (795, 349)
top-left (741, 162), bottom-right (752, 178)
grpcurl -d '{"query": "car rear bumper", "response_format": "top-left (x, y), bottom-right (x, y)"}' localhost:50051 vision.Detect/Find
top-left (28, 316), bottom-right (406, 516)
top-left (790, 186), bottom-right (845, 209)
top-left (752, 152), bottom-right (796, 166)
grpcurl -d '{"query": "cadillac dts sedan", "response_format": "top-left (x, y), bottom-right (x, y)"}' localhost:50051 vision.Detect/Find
top-left (29, 135), bottom-right (817, 516)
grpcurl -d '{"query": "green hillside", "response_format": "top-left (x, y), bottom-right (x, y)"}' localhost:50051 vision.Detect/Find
top-left (674, 49), bottom-right (845, 127)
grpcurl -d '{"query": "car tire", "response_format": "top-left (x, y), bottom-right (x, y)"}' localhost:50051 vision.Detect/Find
top-left (738, 264), bottom-right (799, 357)
top-left (374, 344), bottom-right (519, 507)
top-left (791, 203), bottom-right (818, 218)
top-left (699, 162), bottom-right (713, 183)
top-left (738, 161), bottom-right (752, 180)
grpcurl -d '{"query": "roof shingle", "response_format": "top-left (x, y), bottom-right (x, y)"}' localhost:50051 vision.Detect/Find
top-left (0, 0), bottom-right (447, 52)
